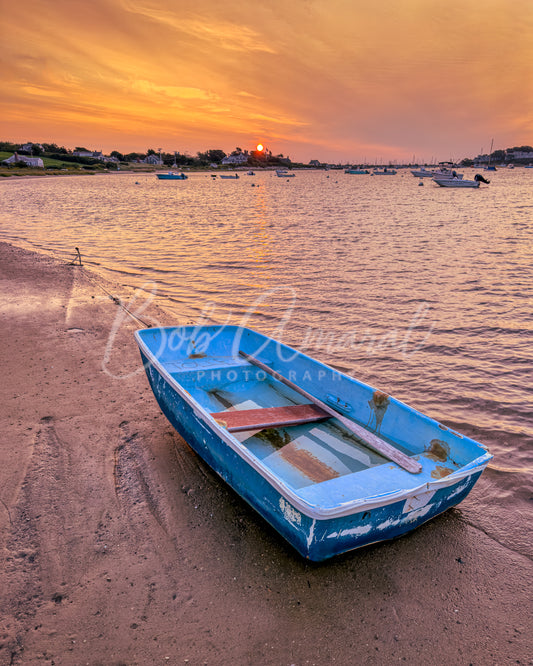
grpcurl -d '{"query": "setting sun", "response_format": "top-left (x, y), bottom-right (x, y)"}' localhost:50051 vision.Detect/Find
top-left (256, 144), bottom-right (264, 152)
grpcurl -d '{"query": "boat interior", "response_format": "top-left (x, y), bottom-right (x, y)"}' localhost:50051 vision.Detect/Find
top-left (164, 354), bottom-right (391, 489)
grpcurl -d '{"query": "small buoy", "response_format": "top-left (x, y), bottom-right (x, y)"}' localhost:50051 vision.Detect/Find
top-left (419, 181), bottom-right (424, 186)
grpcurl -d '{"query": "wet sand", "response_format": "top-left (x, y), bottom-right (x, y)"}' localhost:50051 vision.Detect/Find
top-left (0, 241), bottom-right (531, 665)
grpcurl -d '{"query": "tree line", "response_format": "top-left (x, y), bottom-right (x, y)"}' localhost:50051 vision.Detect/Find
top-left (0, 142), bottom-right (293, 167)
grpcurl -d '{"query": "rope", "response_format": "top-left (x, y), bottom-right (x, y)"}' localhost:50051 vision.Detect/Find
top-left (64, 247), bottom-right (153, 328)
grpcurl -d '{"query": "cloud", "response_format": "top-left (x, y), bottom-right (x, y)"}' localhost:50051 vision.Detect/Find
top-left (130, 79), bottom-right (217, 101)
top-left (121, 1), bottom-right (277, 53)
top-left (2, 0), bottom-right (532, 161)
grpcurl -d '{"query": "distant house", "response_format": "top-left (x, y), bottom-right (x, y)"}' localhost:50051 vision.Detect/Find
top-left (506, 150), bottom-right (533, 161)
top-left (309, 160), bottom-right (321, 167)
top-left (143, 154), bottom-right (162, 165)
top-left (2, 153), bottom-right (44, 168)
top-left (73, 150), bottom-right (106, 161)
top-left (20, 142), bottom-right (43, 153)
top-left (221, 153), bottom-right (248, 166)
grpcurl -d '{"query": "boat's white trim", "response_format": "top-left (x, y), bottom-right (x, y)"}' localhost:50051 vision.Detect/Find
top-left (135, 330), bottom-right (491, 521)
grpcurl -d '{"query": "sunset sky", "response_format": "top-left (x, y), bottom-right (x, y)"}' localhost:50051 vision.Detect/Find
top-left (1, 0), bottom-right (532, 163)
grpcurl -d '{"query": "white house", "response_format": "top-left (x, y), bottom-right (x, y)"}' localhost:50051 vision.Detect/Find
top-left (20, 142), bottom-right (43, 153)
top-left (506, 150), bottom-right (533, 161)
top-left (73, 150), bottom-right (107, 161)
top-left (143, 154), bottom-right (163, 165)
top-left (2, 153), bottom-right (44, 168)
top-left (221, 153), bottom-right (248, 165)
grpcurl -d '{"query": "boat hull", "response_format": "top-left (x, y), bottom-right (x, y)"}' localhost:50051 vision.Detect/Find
top-left (411, 170), bottom-right (435, 178)
top-left (157, 173), bottom-right (187, 180)
top-left (136, 326), bottom-right (491, 561)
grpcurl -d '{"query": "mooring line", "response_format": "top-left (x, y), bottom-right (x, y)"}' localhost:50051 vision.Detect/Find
top-left (61, 246), bottom-right (154, 328)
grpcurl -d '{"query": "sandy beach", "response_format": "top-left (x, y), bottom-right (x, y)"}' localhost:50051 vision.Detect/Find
top-left (0, 241), bottom-right (531, 666)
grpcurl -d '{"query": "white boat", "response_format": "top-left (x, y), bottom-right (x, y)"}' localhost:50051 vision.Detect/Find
top-left (434, 178), bottom-right (480, 188)
top-left (411, 168), bottom-right (435, 178)
top-left (434, 173), bottom-right (490, 188)
top-left (432, 169), bottom-right (464, 180)
top-left (276, 170), bottom-right (295, 177)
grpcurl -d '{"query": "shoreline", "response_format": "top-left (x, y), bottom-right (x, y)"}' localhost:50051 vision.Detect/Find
top-left (0, 241), bottom-right (531, 665)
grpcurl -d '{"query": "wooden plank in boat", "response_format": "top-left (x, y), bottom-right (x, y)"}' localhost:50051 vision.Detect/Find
top-left (211, 403), bottom-right (329, 432)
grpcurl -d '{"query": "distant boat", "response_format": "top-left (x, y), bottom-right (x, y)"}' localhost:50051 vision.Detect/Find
top-left (485, 137), bottom-right (496, 171)
top-left (135, 324), bottom-right (492, 561)
top-left (410, 168), bottom-right (435, 178)
top-left (156, 172), bottom-right (187, 180)
top-left (432, 168), bottom-right (464, 180)
top-left (372, 168), bottom-right (397, 175)
top-left (247, 170), bottom-right (255, 176)
top-left (434, 174), bottom-right (489, 188)
top-left (219, 174), bottom-right (240, 179)
top-left (434, 179), bottom-right (479, 188)
top-left (345, 169), bottom-right (370, 174)
top-left (276, 170), bottom-right (295, 177)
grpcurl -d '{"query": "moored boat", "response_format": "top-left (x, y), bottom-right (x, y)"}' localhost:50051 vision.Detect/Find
top-left (432, 169), bottom-right (464, 180)
top-left (345, 168), bottom-right (370, 174)
top-left (219, 173), bottom-right (240, 179)
top-left (372, 168), bottom-right (397, 175)
top-left (156, 172), bottom-right (188, 180)
top-left (136, 325), bottom-right (492, 561)
top-left (434, 173), bottom-right (489, 188)
top-left (410, 168), bottom-right (435, 178)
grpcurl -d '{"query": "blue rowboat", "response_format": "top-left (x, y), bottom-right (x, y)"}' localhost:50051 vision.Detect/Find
top-left (135, 325), bottom-right (492, 561)
top-left (156, 172), bottom-right (188, 180)
top-left (345, 169), bottom-right (370, 174)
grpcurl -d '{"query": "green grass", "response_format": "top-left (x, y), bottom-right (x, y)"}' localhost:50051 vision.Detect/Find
top-left (42, 156), bottom-right (81, 168)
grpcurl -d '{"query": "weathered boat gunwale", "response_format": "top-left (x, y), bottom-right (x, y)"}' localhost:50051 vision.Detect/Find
top-left (135, 327), bottom-right (491, 521)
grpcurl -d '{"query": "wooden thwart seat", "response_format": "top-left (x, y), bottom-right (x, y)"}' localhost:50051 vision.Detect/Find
top-left (211, 403), bottom-right (329, 432)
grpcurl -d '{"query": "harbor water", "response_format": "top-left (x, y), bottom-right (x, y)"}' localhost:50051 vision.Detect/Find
top-left (1, 168), bottom-right (531, 558)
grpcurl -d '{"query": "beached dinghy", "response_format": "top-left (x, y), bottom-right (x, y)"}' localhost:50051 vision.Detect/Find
top-left (135, 325), bottom-right (492, 561)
